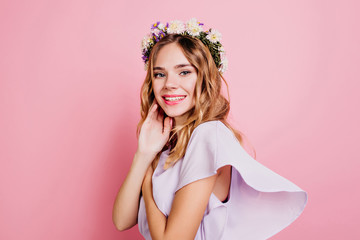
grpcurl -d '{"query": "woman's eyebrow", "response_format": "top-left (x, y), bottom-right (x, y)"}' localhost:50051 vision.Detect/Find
top-left (153, 66), bottom-right (165, 71)
top-left (153, 64), bottom-right (193, 71)
top-left (174, 64), bottom-right (192, 69)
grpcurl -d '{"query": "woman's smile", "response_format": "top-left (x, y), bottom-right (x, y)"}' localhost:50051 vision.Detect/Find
top-left (162, 95), bottom-right (187, 105)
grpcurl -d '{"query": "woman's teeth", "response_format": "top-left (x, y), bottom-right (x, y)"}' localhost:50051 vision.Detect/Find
top-left (164, 96), bottom-right (185, 101)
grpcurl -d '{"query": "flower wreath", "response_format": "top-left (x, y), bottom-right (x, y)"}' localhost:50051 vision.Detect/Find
top-left (141, 18), bottom-right (228, 73)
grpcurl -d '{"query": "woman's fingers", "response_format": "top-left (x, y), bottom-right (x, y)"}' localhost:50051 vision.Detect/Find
top-left (138, 100), bottom-right (173, 155)
top-left (147, 102), bottom-right (158, 122)
top-left (163, 117), bottom-right (172, 135)
top-left (146, 99), bottom-right (172, 135)
top-left (148, 100), bottom-right (164, 126)
top-left (156, 107), bottom-right (164, 122)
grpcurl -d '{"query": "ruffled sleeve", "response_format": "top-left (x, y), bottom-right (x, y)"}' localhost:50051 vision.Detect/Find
top-left (175, 121), bottom-right (219, 192)
top-left (175, 120), bottom-right (308, 240)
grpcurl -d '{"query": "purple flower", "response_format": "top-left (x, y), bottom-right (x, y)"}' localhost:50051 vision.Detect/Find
top-left (151, 21), bottom-right (160, 29)
top-left (142, 55), bottom-right (148, 62)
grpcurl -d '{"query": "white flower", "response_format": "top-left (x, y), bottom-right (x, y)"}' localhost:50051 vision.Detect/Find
top-left (167, 20), bottom-right (185, 34)
top-left (219, 57), bottom-right (228, 73)
top-left (218, 46), bottom-right (226, 58)
top-left (151, 28), bottom-right (161, 37)
top-left (186, 18), bottom-right (203, 36)
top-left (141, 34), bottom-right (153, 51)
top-left (219, 48), bottom-right (226, 60)
top-left (206, 29), bottom-right (222, 43)
top-left (158, 23), bottom-right (165, 30)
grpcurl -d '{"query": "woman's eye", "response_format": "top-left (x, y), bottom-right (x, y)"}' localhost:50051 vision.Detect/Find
top-left (154, 73), bottom-right (165, 78)
top-left (180, 71), bottom-right (191, 76)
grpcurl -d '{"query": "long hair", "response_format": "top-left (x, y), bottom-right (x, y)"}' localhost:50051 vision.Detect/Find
top-left (137, 34), bottom-right (254, 169)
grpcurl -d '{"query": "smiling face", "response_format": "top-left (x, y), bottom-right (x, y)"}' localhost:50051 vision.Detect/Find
top-left (152, 43), bottom-right (198, 126)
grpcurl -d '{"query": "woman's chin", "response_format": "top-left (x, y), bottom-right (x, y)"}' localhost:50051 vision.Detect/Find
top-left (163, 111), bottom-right (178, 118)
top-left (162, 108), bottom-right (193, 121)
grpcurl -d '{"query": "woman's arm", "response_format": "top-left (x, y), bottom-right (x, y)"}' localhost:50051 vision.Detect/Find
top-left (112, 151), bottom-right (155, 231)
top-left (112, 101), bottom-right (172, 231)
top-left (142, 165), bottom-right (218, 240)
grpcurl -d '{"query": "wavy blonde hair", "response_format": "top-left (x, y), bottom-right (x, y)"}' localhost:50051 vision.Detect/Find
top-left (137, 34), bottom-right (254, 169)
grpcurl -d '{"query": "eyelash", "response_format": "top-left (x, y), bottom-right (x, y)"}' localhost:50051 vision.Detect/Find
top-left (154, 71), bottom-right (191, 78)
top-left (180, 71), bottom-right (191, 76)
top-left (154, 73), bottom-right (165, 78)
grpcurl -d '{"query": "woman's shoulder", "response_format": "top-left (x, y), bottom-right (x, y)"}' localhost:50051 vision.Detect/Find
top-left (194, 120), bottom-right (218, 130)
top-left (192, 120), bottom-right (224, 132)
top-left (186, 120), bottom-right (238, 155)
top-left (191, 120), bottom-right (233, 139)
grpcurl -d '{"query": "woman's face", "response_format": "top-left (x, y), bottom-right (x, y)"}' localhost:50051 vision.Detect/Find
top-left (152, 43), bottom-right (197, 126)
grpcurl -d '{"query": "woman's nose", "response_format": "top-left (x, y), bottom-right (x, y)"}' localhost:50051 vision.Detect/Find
top-left (164, 73), bottom-right (179, 89)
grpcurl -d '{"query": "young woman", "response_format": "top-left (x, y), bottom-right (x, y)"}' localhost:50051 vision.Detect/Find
top-left (112, 19), bottom-right (307, 240)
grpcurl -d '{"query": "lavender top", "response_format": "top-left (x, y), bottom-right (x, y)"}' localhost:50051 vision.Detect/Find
top-left (138, 120), bottom-right (307, 239)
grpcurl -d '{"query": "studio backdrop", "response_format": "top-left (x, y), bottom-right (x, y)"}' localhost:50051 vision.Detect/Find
top-left (1, 0), bottom-right (359, 239)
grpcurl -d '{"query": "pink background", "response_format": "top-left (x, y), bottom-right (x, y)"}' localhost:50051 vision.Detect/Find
top-left (1, 0), bottom-right (359, 239)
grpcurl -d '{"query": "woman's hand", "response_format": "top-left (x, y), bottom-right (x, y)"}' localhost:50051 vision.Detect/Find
top-left (137, 100), bottom-right (173, 161)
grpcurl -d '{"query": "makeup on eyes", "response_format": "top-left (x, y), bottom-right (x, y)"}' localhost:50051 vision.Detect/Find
top-left (154, 70), bottom-right (192, 78)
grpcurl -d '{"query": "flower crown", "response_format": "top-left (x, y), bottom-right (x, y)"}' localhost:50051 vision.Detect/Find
top-left (141, 18), bottom-right (228, 73)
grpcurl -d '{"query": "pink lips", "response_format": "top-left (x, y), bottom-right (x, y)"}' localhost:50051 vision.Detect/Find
top-left (162, 95), bottom-right (186, 105)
